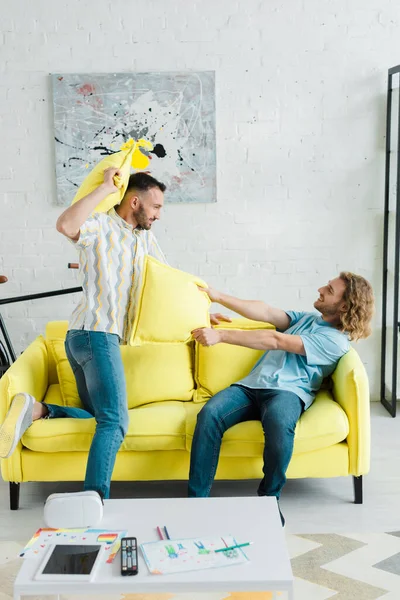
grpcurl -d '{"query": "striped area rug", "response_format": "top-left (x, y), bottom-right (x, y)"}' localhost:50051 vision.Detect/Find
top-left (2, 532), bottom-right (400, 599)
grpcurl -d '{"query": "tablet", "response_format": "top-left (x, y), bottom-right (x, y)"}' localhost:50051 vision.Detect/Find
top-left (34, 543), bottom-right (105, 581)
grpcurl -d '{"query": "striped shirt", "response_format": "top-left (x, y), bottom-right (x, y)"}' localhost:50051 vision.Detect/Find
top-left (68, 208), bottom-right (166, 343)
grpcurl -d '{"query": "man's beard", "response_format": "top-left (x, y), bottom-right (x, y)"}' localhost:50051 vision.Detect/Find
top-left (133, 204), bottom-right (150, 230)
top-left (316, 300), bottom-right (341, 317)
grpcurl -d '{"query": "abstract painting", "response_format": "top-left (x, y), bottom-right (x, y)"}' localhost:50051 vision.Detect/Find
top-left (51, 71), bottom-right (216, 204)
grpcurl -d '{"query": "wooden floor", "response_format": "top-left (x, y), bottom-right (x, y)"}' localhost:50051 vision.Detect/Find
top-left (0, 402), bottom-right (399, 541)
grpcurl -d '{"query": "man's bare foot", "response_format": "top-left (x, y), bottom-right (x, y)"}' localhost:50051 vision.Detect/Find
top-left (33, 401), bottom-right (48, 421)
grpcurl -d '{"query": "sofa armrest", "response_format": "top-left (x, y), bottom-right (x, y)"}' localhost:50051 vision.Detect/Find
top-left (0, 335), bottom-right (49, 483)
top-left (0, 335), bottom-right (49, 422)
top-left (331, 347), bottom-right (370, 476)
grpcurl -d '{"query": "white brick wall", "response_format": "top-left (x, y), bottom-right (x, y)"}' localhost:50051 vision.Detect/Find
top-left (1, 0), bottom-right (397, 399)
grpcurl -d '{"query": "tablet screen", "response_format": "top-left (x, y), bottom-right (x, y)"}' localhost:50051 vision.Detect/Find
top-left (42, 545), bottom-right (101, 575)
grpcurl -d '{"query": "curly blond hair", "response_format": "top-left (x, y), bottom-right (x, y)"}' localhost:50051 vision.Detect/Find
top-left (338, 272), bottom-right (374, 341)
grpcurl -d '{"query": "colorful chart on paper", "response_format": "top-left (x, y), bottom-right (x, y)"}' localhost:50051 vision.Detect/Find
top-left (140, 535), bottom-right (249, 575)
top-left (19, 528), bottom-right (126, 564)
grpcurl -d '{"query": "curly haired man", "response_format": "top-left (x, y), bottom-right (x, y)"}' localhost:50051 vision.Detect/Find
top-left (190, 273), bottom-right (374, 525)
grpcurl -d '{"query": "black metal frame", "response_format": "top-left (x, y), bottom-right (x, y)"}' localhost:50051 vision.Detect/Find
top-left (0, 282), bottom-right (83, 509)
top-left (0, 285), bottom-right (82, 376)
top-left (381, 65), bottom-right (400, 417)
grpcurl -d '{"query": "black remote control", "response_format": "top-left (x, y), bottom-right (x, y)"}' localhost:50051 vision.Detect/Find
top-left (121, 537), bottom-right (138, 576)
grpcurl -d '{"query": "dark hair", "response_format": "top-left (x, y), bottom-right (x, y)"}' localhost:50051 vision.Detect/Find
top-left (125, 172), bottom-right (166, 195)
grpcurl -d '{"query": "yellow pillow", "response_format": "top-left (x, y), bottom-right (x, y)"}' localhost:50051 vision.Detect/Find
top-left (48, 338), bottom-right (195, 409)
top-left (71, 140), bottom-right (136, 214)
top-left (129, 256), bottom-right (211, 346)
top-left (194, 318), bottom-right (275, 402)
top-left (45, 321), bottom-right (69, 384)
top-left (47, 339), bottom-right (82, 408)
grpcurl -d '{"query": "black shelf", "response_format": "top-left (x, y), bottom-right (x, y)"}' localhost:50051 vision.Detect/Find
top-left (381, 64), bottom-right (400, 417)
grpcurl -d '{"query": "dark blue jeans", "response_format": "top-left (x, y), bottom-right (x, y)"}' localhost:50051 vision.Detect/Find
top-left (44, 330), bottom-right (128, 499)
top-left (188, 384), bottom-right (304, 498)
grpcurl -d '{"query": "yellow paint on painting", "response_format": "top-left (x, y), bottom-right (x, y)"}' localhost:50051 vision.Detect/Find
top-left (137, 138), bottom-right (153, 151)
top-left (131, 148), bottom-right (151, 169)
top-left (120, 137), bottom-right (153, 170)
top-left (120, 138), bottom-right (136, 152)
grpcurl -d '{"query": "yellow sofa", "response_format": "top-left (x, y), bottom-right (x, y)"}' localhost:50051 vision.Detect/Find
top-left (0, 318), bottom-right (370, 510)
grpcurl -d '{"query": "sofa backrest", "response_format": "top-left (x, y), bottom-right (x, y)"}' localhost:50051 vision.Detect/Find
top-left (45, 321), bottom-right (195, 409)
top-left (45, 320), bottom-right (365, 411)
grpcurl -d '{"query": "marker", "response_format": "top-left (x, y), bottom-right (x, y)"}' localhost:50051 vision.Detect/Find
top-left (164, 526), bottom-right (171, 540)
top-left (214, 542), bottom-right (253, 553)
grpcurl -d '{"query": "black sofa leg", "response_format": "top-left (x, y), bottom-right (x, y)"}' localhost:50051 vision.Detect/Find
top-left (353, 476), bottom-right (363, 504)
top-left (10, 482), bottom-right (20, 510)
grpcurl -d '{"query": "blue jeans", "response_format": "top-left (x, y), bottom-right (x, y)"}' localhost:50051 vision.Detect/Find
top-left (188, 384), bottom-right (304, 499)
top-left (44, 330), bottom-right (128, 499)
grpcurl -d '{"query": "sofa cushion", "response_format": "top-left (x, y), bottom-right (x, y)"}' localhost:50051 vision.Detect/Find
top-left (47, 338), bottom-right (195, 409)
top-left (71, 141), bottom-right (135, 214)
top-left (43, 384), bottom-right (64, 407)
top-left (194, 318), bottom-right (274, 402)
top-left (129, 257), bottom-right (211, 346)
top-left (22, 401), bottom-right (187, 453)
top-left (185, 390), bottom-right (349, 456)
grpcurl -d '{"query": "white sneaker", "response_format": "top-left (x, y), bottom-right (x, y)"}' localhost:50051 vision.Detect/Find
top-left (0, 393), bottom-right (35, 458)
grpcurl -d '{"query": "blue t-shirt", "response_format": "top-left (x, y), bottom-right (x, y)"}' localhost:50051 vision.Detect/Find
top-left (236, 311), bottom-right (350, 409)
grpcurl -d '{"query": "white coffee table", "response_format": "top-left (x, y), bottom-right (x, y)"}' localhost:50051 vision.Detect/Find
top-left (14, 496), bottom-right (293, 599)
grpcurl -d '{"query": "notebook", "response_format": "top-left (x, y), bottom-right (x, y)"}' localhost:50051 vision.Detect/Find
top-left (140, 535), bottom-right (250, 575)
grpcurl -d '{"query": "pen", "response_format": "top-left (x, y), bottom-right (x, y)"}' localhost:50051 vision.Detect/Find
top-left (164, 526), bottom-right (170, 540)
top-left (214, 542), bottom-right (253, 553)
top-left (156, 526), bottom-right (164, 540)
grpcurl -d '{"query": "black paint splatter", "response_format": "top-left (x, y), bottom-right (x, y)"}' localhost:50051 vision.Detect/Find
top-left (150, 144), bottom-right (166, 158)
top-left (54, 136), bottom-right (84, 151)
top-left (66, 179), bottom-right (79, 188)
top-left (93, 126), bottom-right (106, 140)
top-left (112, 131), bottom-right (125, 141)
top-left (92, 146), bottom-right (117, 155)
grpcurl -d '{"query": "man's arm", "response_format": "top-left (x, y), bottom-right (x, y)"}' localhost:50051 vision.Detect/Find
top-left (56, 167), bottom-right (120, 241)
top-left (192, 327), bottom-right (306, 355)
top-left (199, 286), bottom-right (291, 330)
